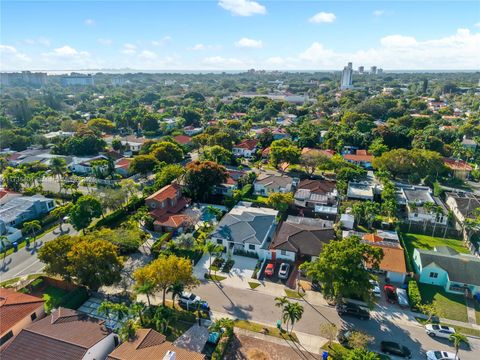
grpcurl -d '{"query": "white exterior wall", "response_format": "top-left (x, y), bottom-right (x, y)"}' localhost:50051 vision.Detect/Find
top-left (446, 197), bottom-right (465, 223)
top-left (273, 250), bottom-right (296, 262)
top-left (387, 271), bottom-right (406, 284)
top-left (82, 333), bottom-right (118, 360)
top-left (253, 183), bottom-right (268, 196)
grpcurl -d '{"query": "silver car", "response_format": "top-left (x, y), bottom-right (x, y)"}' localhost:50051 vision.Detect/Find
top-left (425, 324), bottom-right (455, 339)
top-left (278, 263), bottom-right (291, 279)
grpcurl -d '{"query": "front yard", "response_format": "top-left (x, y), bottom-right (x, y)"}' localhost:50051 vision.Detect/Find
top-left (418, 283), bottom-right (468, 323)
top-left (401, 232), bottom-right (468, 271)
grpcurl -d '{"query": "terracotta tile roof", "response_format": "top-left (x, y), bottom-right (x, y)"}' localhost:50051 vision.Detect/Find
top-left (154, 214), bottom-right (190, 229)
top-left (1, 307), bottom-right (112, 360)
top-left (363, 233), bottom-right (384, 243)
top-left (443, 158), bottom-right (473, 171)
top-left (115, 158), bottom-right (133, 169)
top-left (146, 183), bottom-right (181, 202)
top-left (261, 147), bottom-right (270, 157)
top-left (234, 139), bottom-right (258, 150)
top-left (298, 179), bottom-right (336, 195)
top-left (174, 135), bottom-right (192, 145)
top-left (343, 150), bottom-right (373, 162)
top-left (0, 288), bottom-right (44, 334)
top-left (362, 240), bottom-right (407, 274)
top-left (107, 329), bottom-right (205, 360)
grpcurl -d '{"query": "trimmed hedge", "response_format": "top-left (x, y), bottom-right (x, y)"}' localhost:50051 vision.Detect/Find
top-left (408, 280), bottom-right (422, 311)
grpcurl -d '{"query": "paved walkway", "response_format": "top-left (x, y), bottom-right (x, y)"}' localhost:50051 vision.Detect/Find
top-left (466, 298), bottom-right (478, 326)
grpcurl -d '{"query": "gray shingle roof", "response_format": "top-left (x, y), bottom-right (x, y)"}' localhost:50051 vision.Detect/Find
top-left (417, 248), bottom-right (480, 286)
top-left (212, 205), bottom-right (278, 245)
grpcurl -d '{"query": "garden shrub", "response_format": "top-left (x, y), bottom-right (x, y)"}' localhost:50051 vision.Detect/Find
top-left (408, 280), bottom-right (422, 311)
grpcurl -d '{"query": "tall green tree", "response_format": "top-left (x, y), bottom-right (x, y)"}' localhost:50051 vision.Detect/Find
top-left (282, 302), bottom-right (304, 334)
top-left (183, 160), bottom-right (228, 201)
top-left (449, 332), bottom-right (469, 358)
top-left (300, 236), bottom-right (383, 303)
top-left (23, 220), bottom-right (41, 244)
top-left (69, 195), bottom-right (103, 233)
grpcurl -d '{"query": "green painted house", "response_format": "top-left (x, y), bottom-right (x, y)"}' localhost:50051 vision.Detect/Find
top-left (413, 246), bottom-right (480, 295)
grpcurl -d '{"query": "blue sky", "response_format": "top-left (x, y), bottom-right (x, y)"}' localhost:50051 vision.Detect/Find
top-left (1, 0), bottom-right (479, 70)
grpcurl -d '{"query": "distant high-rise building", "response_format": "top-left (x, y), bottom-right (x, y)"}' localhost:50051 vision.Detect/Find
top-left (0, 71), bottom-right (47, 86)
top-left (370, 66), bottom-right (377, 75)
top-left (377, 68), bottom-right (383, 74)
top-left (60, 74), bottom-right (94, 86)
top-left (358, 66), bottom-right (364, 74)
top-left (340, 63), bottom-right (354, 90)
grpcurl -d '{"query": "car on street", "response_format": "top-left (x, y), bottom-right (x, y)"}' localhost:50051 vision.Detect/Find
top-left (384, 284), bottom-right (398, 304)
top-left (370, 279), bottom-right (381, 298)
top-left (380, 341), bottom-right (412, 358)
top-left (425, 324), bottom-right (456, 339)
top-left (396, 288), bottom-right (409, 307)
top-left (278, 263), bottom-right (290, 280)
top-left (265, 262), bottom-right (275, 277)
top-left (179, 291), bottom-right (201, 307)
top-left (336, 302), bottom-right (370, 320)
top-left (426, 350), bottom-right (459, 360)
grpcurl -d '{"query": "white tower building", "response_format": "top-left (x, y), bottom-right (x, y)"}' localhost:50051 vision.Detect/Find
top-left (340, 63), bottom-right (354, 90)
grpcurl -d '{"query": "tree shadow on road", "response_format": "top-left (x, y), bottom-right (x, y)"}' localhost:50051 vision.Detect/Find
top-left (0, 257), bottom-right (12, 273)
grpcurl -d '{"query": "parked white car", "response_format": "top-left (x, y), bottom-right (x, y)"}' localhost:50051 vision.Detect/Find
top-left (369, 279), bottom-right (381, 298)
top-left (426, 350), bottom-right (459, 360)
top-left (278, 263), bottom-right (291, 280)
top-left (425, 324), bottom-right (455, 339)
top-left (179, 292), bottom-right (201, 307)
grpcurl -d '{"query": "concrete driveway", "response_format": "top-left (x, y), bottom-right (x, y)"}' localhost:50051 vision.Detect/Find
top-left (194, 254), bottom-right (258, 287)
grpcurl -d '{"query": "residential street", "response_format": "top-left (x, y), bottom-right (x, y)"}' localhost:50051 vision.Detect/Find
top-left (0, 224), bottom-right (77, 281)
top-left (194, 281), bottom-right (480, 360)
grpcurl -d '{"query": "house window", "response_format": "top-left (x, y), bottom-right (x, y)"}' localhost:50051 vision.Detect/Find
top-left (0, 331), bottom-right (13, 346)
top-left (216, 239), bottom-right (223, 245)
top-left (281, 250), bottom-right (287, 256)
top-left (248, 244), bottom-right (255, 250)
top-left (429, 272), bottom-right (438, 279)
top-left (30, 312), bottom-right (37, 321)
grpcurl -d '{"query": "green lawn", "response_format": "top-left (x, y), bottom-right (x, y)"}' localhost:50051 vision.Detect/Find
top-left (475, 301), bottom-right (480, 325)
top-left (418, 284), bottom-right (468, 323)
top-left (284, 289), bottom-right (303, 299)
top-left (234, 319), bottom-right (298, 342)
top-left (248, 282), bottom-right (260, 289)
top-left (401, 232), bottom-right (468, 271)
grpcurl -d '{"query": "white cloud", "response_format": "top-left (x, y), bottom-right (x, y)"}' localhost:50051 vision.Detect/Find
top-left (309, 12), bottom-right (336, 24)
top-left (97, 38), bottom-right (113, 46)
top-left (139, 50), bottom-right (157, 60)
top-left (0, 45), bottom-right (31, 69)
top-left (475, 22), bottom-right (480, 28)
top-left (299, 42), bottom-right (336, 62)
top-left (373, 10), bottom-right (386, 16)
top-left (189, 43), bottom-right (221, 51)
top-left (151, 36), bottom-right (172, 46)
top-left (380, 35), bottom-right (418, 48)
top-left (122, 43), bottom-right (137, 55)
top-left (84, 19), bottom-right (96, 26)
top-left (202, 56), bottom-right (249, 67)
top-left (235, 37), bottom-right (263, 48)
top-left (23, 37), bottom-right (50, 47)
top-left (218, 0), bottom-right (266, 16)
top-left (45, 45), bottom-right (90, 58)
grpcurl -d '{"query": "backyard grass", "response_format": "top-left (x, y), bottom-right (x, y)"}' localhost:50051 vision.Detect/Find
top-left (402, 233), bottom-right (468, 260)
top-left (234, 320), bottom-right (298, 342)
top-left (284, 289), bottom-right (303, 299)
top-left (166, 320), bottom-right (195, 342)
top-left (418, 284), bottom-right (468, 323)
top-left (248, 282), bottom-right (261, 289)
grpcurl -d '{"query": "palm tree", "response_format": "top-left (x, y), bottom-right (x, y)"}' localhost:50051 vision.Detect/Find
top-left (49, 157), bottom-right (67, 197)
top-left (274, 296), bottom-right (290, 329)
top-left (449, 332), bottom-right (469, 357)
top-left (23, 220), bottom-right (41, 245)
top-left (98, 301), bottom-right (130, 325)
top-left (135, 281), bottom-right (156, 307)
top-left (118, 319), bottom-right (138, 342)
top-left (282, 302), bottom-right (304, 334)
top-left (202, 242), bottom-right (224, 276)
top-left (167, 281), bottom-right (184, 309)
top-left (129, 302), bottom-right (145, 326)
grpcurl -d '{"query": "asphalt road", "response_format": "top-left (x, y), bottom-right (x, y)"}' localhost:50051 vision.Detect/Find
top-left (194, 281), bottom-right (480, 360)
top-left (0, 224), bottom-right (77, 281)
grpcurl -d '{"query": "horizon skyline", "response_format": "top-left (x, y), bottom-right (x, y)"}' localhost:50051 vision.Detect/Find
top-left (1, 1), bottom-right (480, 71)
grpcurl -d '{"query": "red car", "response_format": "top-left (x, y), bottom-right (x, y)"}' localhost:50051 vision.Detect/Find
top-left (384, 285), bottom-right (398, 304)
top-left (265, 262), bottom-right (275, 276)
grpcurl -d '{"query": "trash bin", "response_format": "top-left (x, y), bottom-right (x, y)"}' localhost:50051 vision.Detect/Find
top-left (13, 242), bottom-right (18, 252)
top-left (322, 351), bottom-right (329, 360)
top-left (276, 320), bottom-right (282, 330)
